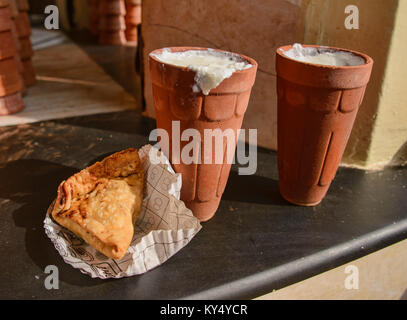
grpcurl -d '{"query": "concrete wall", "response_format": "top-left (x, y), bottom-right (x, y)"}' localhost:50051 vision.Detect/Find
top-left (300, 0), bottom-right (404, 168)
top-left (368, 0), bottom-right (407, 167)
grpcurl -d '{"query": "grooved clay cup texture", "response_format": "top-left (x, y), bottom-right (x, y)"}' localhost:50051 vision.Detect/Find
top-left (276, 45), bottom-right (373, 206)
top-left (19, 35), bottom-right (33, 59)
top-left (0, 6), bottom-right (13, 31)
top-left (99, 30), bottom-right (126, 45)
top-left (149, 47), bottom-right (257, 221)
top-left (0, 91), bottom-right (24, 115)
top-left (13, 53), bottom-right (23, 73)
top-left (125, 29), bottom-right (137, 43)
top-left (16, 0), bottom-right (29, 11)
top-left (88, 0), bottom-right (100, 35)
top-left (0, 30), bottom-right (17, 59)
top-left (7, 0), bottom-right (19, 18)
top-left (125, 4), bottom-right (141, 26)
top-left (15, 11), bottom-right (30, 38)
top-left (124, 1), bottom-right (140, 43)
top-left (21, 57), bottom-right (35, 86)
top-left (0, 57), bottom-right (22, 96)
top-left (99, 15), bottom-right (126, 31)
top-left (100, 0), bottom-right (126, 15)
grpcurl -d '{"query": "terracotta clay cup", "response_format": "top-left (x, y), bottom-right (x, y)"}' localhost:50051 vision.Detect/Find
top-left (125, 26), bottom-right (137, 40)
top-left (0, 57), bottom-right (22, 96)
top-left (0, 91), bottom-right (24, 115)
top-left (0, 6), bottom-right (13, 31)
top-left (125, 0), bottom-right (141, 5)
top-left (16, 0), bottom-right (29, 11)
top-left (149, 47), bottom-right (258, 221)
top-left (125, 4), bottom-right (141, 26)
top-left (7, 0), bottom-right (19, 18)
top-left (99, 15), bottom-right (126, 31)
top-left (19, 35), bottom-right (32, 59)
top-left (21, 57), bottom-right (36, 86)
top-left (276, 44), bottom-right (373, 206)
top-left (100, 0), bottom-right (126, 15)
top-left (15, 58), bottom-right (28, 93)
top-left (99, 30), bottom-right (126, 45)
top-left (88, 0), bottom-right (100, 35)
top-left (13, 54), bottom-right (23, 73)
top-left (0, 30), bottom-right (17, 59)
top-left (15, 11), bottom-right (30, 38)
top-left (10, 21), bottom-right (20, 51)
top-left (125, 29), bottom-right (137, 43)
top-left (89, 18), bottom-right (99, 36)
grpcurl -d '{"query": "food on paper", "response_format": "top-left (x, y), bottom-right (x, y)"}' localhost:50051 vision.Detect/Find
top-left (51, 148), bottom-right (144, 260)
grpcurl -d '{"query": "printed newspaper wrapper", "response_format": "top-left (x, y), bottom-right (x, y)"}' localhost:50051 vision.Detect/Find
top-left (43, 145), bottom-right (202, 279)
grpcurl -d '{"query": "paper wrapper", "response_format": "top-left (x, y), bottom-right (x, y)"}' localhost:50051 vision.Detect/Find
top-left (43, 145), bottom-right (202, 279)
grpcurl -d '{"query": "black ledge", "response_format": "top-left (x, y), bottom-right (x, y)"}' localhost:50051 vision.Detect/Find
top-left (0, 111), bottom-right (406, 300)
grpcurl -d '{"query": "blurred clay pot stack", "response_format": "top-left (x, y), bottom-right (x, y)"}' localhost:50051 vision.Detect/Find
top-left (89, 0), bottom-right (142, 45)
top-left (124, 0), bottom-right (141, 43)
top-left (88, 0), bottom-right (99, 36)
top-left (15, 0), bottom-right (35, 87)
top-left (98, 0), bottom-right (126, 45)
top-left (0, 0), bottom-right (24, 115)
top-left (7, 0), bottom-right (25, 95)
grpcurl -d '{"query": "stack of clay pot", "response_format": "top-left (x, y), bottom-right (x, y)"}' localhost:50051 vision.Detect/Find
top-left (124, 0), bottom-right (141, 43)
top-left (98, 0), bottom-right (126, 45)
top-left (0, 0), bottom-right (24, 115)
top-left (88, 0), bottom-right (99, 36)
top-left (5, 0), bottom-right (25, 94)
top-left (15, 0), bottom-right (35, 87)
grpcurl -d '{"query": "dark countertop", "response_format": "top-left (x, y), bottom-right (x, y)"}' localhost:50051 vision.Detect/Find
top-left (0, 110), bottom-right (406, 300)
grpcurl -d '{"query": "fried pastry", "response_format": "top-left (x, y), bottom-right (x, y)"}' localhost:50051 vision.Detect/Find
top-left (51, 148), bottom-right (144, 260)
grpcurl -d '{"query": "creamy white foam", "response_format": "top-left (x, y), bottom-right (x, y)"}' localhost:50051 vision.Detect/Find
top-left (282, 43), bottom-right (365, 66)
top-left (151, 48), bottom-right (252, 95)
